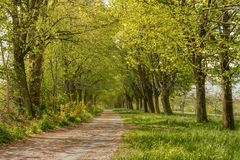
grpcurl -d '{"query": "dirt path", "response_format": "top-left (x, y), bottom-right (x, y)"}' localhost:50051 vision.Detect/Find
top-left (0, 110), bottom-right (124, 160)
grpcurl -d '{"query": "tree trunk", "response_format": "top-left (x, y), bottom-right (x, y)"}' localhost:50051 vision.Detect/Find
top-left (136, 98), bottom-right (140, 110)
top-left (220, 7), bottom-right (235, 129)
top-left (14, 54), bottom-right (35, 117)
top-left (11, 1), bottom-right (36, 117)
top-left (129, 99), bottom-right (133, 109)
top-left (147, 91), bottom-right (155, 113)
top-left (93, 95), bottom-right (97, 106)
top-left (140, 98), bottom-right (143, 110)
top-left (29, 50), bottom-right (44, 108)
top-left (193, 7), bottom-right (209, 122)
top-left (84, 90), bottom-right (88, 105)
top-left (89, 94), bottom-right (93, 108)
top-left (154, 95), bottom-right (160, 114)
top-left (143, 98), bottom-right (149, 112)
top-left (122, 100), bottom-right (125, 108)
top-left (187, 2), bottom-right (209, 123)
top-left (126, 93), bottom-right (133, 109)
top-left (161, 89), bottom-right (172, 115)
top-left (221, 68), bottom-right (234, 129)
top-left (195, 72), bottom-right (208, 122)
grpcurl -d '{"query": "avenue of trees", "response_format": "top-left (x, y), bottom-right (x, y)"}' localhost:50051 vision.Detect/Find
top-left (0, 0), bottom-right (119, 119)
top-left (0, 0), bottom-right (239, 130)
top-left (113, 0), bottom-right (240, 130)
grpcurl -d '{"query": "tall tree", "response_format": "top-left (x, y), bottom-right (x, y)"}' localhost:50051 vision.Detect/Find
top-left (218, 0), bottom-right (239, 129)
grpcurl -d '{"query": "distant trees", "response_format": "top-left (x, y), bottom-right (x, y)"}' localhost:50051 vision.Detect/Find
top-left (114, 0), bottom-right (193, 115)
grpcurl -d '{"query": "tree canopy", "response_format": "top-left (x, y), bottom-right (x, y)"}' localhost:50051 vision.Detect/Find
top-left (0, 0), bottom-right (239, 130)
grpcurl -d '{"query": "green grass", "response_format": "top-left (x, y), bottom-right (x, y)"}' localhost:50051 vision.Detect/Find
top-left (113, 109), bottom-right (240, 160)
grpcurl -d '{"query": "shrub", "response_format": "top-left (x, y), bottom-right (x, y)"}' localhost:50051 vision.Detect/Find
top-left (79, 112), bottom-right (92, 122)
top-left (40, 119), bottom-right (54, 131)
top-left (0, 125), bottom-right (13, 144)
top-left (30, 124), bottom-right (41, 134)
top-left (67, 116), bottom-right (77, 123)
top-left (58, 118), bottom-right (71, 127)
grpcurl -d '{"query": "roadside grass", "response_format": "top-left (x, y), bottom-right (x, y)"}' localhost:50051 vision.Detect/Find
top-left (0, 106), bottom-right (103, 145)
top-left (113, 109), bottom-right (240, 160)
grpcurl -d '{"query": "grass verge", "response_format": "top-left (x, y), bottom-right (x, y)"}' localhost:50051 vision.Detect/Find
top-left (112, 109), bottom-right (240, 160)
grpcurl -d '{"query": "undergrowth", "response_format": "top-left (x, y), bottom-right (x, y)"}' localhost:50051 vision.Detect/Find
top-left (0, 104), bottom-right (103, 145)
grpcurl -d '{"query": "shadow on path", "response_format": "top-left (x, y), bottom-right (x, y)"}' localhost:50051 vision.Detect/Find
top-left (0, 110), bottom-right (125, 160)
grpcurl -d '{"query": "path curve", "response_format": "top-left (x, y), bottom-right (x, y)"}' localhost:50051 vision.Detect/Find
top-left (0, 110), bottom-right (124, 160)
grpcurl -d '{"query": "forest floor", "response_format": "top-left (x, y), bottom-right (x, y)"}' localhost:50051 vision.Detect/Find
top-left (0, 110), bottom-right (125, 160)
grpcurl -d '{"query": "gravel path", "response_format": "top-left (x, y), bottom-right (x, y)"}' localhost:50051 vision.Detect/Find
top-left (0, 110), bottom-right (124, 160)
